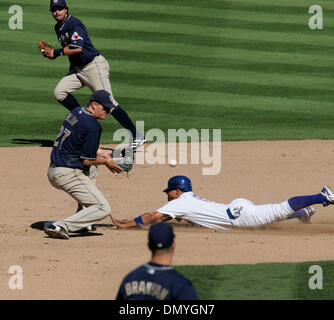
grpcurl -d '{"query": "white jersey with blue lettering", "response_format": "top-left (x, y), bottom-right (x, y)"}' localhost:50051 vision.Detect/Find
top-left (157, 192), bottom-right (294, 229)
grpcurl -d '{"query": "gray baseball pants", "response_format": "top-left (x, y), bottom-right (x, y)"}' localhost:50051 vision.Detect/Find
top-left (53, 54), bottom-right (118, 106)
top-left (47, 165), bottom-right (111, 232)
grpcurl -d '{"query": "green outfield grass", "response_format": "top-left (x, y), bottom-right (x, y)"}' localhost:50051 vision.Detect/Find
top-left (1, 0), bottom-right (334, 145)
top-left (1, 1), bottom-right (334, 301)
top-left (177, 260), bottom-right (334, 300)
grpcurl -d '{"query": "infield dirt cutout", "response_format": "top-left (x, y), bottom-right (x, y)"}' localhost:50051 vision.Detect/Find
top-left (1, 140), bottom-right (334, 299)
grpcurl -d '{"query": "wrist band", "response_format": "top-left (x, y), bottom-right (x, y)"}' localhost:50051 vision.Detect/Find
top-left (53, 48), bottom-right (64, 59)
top-left (134, 216), bottom-right (144, 226)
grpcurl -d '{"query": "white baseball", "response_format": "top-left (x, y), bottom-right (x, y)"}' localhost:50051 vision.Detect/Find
top-left (169, 159), bottom-right (177, 167)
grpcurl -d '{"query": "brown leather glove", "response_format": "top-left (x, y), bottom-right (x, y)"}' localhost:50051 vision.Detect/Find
top-left (37, 40), bottom-right (54, 59)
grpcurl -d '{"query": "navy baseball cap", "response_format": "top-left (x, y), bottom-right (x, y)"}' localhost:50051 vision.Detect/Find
top-left (50, 0), bottom-right (67, 10)
top-left (148, 223), bottom-right (175, 249)
top-left (89, 90), bottom-right (116, 109)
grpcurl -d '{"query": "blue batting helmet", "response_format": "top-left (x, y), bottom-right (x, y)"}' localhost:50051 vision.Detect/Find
top-left (163, 175), bottom-right (192, 193)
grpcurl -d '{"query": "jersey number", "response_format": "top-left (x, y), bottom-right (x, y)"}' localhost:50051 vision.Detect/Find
top-left (54, 125), bottom-right (71, 150)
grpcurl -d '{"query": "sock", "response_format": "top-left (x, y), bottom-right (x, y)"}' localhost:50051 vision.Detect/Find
top-left (111, 106), bottom-right (141, 139)
top-left (288, 208), bottom-right (306, 219)
top-left (58, 94), bottom-right (80, 111)
top-left (287, 193), bottom-right (325, 211)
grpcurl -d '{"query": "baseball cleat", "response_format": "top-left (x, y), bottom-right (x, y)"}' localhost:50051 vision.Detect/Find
top-left (86, 225), bottom-right (96, 231)
top-left (321, 186), bottom-right (334, 206)
top-left (44, 224), bottom-right (70, 239)
top-left (131, 137), bottom-right (146, 152)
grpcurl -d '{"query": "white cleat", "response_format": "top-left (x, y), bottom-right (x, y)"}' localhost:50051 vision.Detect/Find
top-left (44, 224), bottom-right (69, 239)
top-left (321, 186), bottom-right (334, 207)
top-left (131, 137), bottom-right (146, 152)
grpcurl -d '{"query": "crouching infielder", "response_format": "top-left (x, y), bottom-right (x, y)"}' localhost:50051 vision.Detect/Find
top-left (45, 90), bottom-right (124, 239)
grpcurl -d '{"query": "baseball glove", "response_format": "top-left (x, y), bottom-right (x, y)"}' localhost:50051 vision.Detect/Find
top-left (37, 40), bottom-right (53, 52)
top-left (112, 147), bottom-right (133, 173)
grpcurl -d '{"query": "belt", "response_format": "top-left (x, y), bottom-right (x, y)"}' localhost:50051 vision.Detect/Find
top-left (74, 54), bottom-right (100, 69)
top-left (50, 162), bottom-right (62, 168)
top-left (90, 54), bottom-right (100, 62)
top-left (50, 162), bottom-right (84, 171)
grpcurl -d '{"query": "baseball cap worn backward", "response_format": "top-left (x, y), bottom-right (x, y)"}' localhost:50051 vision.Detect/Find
top-left (89, 90), bottom-right (116, 109)
top-left (149, 223), bottom-right (175, 249)
top-left (163, 175), bottom-right (192, 193)
top-left (50, 0), bottom-right (67, 10)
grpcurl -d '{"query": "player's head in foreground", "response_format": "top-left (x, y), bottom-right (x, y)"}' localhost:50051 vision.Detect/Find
top-left (148, 222), bottom-right (176, 265)
top-left (163, 175), bottom-right (192, 201)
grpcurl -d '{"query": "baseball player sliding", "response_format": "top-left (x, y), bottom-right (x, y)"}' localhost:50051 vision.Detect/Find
top-left (111, 175), bottom-right (334, 229)
top-left (40, 0), bottom-right (145, 152)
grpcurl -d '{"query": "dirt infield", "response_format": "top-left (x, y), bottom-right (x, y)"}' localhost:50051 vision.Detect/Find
top-left (1, 140), bottom-right (334, 299)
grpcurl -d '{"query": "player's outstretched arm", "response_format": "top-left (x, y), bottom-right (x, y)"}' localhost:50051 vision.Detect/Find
top-left (82, 158), bottom-right (123, 173)
top-left (97, 148), bottom-right (113, 159)
top-left (110, 212), bottom-right (170, 228)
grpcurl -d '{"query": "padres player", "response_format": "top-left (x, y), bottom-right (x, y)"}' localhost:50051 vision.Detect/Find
top-left (116, 222), bottom-right (198, 300)
top-left (43, 0), bottom-right (145, 151)
top-left (111, 175), bottom-right (334, 229)
top-left (45, 90), bottom-right (123, 239)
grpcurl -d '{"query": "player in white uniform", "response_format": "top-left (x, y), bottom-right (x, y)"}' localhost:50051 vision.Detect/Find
top-left (111, 175), bottom-right (334, 229)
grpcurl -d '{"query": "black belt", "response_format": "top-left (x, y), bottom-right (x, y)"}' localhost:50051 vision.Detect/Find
top-left (75, 54), bottom-right (100, 68)
top-left (50, 162), bottom-right (62, 168)
top-left (50, 162), bottom-right (85, 171)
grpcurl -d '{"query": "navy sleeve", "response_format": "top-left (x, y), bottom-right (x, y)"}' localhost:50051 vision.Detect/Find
top-left (79, 124), bottom-right (101, 160)
top-left (68, 22), bottom-right (85, 49)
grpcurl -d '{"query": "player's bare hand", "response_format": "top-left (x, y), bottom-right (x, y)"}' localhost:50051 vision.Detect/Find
top-left (97, 148), bottom-right (112, 159)
top-left (110, 215), bottom-right (128, 228)
top-left (106, 158), bottom-right (124, 173)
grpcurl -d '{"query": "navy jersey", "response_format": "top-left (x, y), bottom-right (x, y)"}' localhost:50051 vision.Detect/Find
top-left (55, 15), bottom-right (100, 67)
top-left (116, 262), bottom-right (198, 300)
top-left (51, 107), bottom-right (101, 169)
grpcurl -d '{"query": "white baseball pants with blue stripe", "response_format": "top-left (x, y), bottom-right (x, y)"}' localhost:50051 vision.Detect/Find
top-left (47, 165), bottom-right (111, 232)
top-left (227, 198), bottom-right (294, 228)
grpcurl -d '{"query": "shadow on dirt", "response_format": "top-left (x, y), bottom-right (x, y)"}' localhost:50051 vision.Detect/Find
top-left (30, 221), bottom-right (104, 238)
top-left (12, 138), bottom-right (54, 147)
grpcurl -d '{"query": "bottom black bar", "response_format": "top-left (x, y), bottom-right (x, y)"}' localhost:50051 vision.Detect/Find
top-left (0, 300), bottom-right (332, 318)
